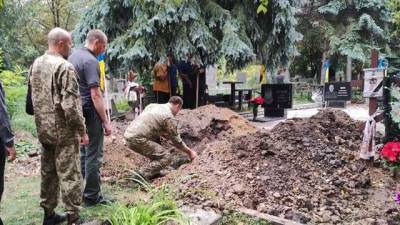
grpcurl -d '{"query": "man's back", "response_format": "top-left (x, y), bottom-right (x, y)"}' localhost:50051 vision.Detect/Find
top-left (68, 48), bottom-right (100, 108)
top-left (30, 52), bottom-right (84, 145)
top-left (124, 103), bottom-right (173, 141)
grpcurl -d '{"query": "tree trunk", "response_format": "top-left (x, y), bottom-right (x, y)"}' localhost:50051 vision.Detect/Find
top-left (346, 56), bottom-right (352, 81)
top-left (320, 51), bottom-right (327, 85)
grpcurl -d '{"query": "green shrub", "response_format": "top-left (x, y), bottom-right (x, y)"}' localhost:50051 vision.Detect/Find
top-left (107, 175), bottom-right (188, 225)
top-left (0, 65), bottom-right (27, 119)
top-left (0, 61), bottom-right (36, 136)
top-left (293, 92), bottom-right (312, 105)
top-left (115, 99), bottom-right (131, 112)
top-left (15, 140), bottom-right (37, 155)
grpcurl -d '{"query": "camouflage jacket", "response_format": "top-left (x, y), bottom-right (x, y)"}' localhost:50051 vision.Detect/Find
top-left (30, 51), bottom-right (86, 145)
top-left (124, 103), bottom-right (188, 149)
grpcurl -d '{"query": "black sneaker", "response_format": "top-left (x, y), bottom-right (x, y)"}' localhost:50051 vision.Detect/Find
top-left (43, 212), bottom-right (67, 225)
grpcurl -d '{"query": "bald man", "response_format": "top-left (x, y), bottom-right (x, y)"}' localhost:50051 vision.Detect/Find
top-left (30, 27), bottom-right (88, 225)
top-left (69, 29), bottom-right (112, 207)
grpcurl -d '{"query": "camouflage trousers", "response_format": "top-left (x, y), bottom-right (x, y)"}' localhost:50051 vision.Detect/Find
top-left (40, 140), bottom-right (82, 216)
top-left (126, 137), bottom-right (189, 180)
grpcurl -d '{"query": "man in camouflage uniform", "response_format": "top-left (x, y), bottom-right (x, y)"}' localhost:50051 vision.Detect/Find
top-left (30, 27), bottom-right (88, 225)
top-left (124, 96), bottom-right (197, 180)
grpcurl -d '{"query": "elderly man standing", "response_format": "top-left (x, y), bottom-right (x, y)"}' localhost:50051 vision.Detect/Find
top-left (124, 96), bottom-right (197, 180)
top-left (68, 29), bottom-right (112, 206)
top-left (30, 27), bottom-right (88, 225)
top-left (0, 81), bottom-right (17, 225)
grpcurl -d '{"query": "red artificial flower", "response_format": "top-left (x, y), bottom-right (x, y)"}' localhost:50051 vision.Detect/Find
top-left (380, 142), bottom-right (400, 162)
top-left (250, 96), bottom-right (265, 105)
top-left (391, 142), bottom-right (400, 153)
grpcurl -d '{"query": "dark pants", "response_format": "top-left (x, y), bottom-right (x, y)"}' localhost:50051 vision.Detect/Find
top-left (182, 84), bottom-right (195, 109)
top-left (171, 86), bottom-right (177, 97)
top-left (155, 91), bottom-right (170, 104)
top-left (80, 106), bottom-right (104, 203)
top-left (0, 144), bottom-right (6, 225)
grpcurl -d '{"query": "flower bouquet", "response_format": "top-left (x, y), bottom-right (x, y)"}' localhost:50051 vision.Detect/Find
top-left (380, 142), bottom-right (400, 177)
top-left (249, 96), bottom-right (265, 121)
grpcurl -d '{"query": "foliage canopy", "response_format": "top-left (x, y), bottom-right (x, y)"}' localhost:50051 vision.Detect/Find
top-left (74, 0), bottom-right (303, 75)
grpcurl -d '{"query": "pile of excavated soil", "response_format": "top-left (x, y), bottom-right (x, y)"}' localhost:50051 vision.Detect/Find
top-left (176, 104), bottom-right (257, 148)
top-left (102, 104), bottom-right (257, 182)
top-left (102, 119), bottom-right (146, 182)
top-left (160, 109), bottom-right (400, 225)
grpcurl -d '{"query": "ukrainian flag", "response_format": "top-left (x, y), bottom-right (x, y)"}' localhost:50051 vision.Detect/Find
top-left (260, 64), bottom-right (267, 84)
top-left (323, 59), bottom-right (330, 83)
top-left (97, 53), bottom-right (106, 91)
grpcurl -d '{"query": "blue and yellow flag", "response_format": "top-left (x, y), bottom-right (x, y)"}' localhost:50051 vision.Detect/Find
top-left (97, 53), bottom-right (106, 91)
top-left (260, 65), bottom-right (267, 84)
top-left (323, 59), bottom-right (330, 83)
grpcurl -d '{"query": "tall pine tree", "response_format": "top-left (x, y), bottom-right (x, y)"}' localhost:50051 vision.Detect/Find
top-left (74, 0), bottom-right (302, 76)
top-left (292, 0), bottom-right (392, 83)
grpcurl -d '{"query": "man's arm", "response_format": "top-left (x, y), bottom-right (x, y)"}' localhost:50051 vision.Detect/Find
top-left (83, 59), bottom-right (111, 136)
top-left (90, 87), bottom-right (111, 136)
top-left (164, 117), bottom-right (197, 161)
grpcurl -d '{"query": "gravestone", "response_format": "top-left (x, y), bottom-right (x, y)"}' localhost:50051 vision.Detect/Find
top-left (324, 82), bottom-right (351, 108)
top-left (261, 84), bottom-right (293, 117)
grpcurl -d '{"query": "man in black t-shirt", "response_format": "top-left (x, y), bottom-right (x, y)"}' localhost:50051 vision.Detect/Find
top-left (68, 29), bottom-right (112, 207)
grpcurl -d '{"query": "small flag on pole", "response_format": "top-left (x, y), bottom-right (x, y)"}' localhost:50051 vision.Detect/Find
top-left (97, 52), bottom-right (106, 92)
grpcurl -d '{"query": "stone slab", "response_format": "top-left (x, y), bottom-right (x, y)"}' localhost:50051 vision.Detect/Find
top-left (181, 206), bottom-right (222, 225)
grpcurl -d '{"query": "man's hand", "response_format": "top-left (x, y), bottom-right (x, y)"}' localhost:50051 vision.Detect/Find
top-left (103, 121), bottom-right (112, 136)
top-left (187, 149), bottom-right (197, 161)
top-left (80, 133), bottom-right (89, 145)
top-left (6, 146), bottom-right (16, 162)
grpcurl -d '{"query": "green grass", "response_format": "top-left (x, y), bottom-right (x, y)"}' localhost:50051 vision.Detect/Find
top-left (2, 176), bottom-right (42, 225)
top-left (106, 175), bottom-right (188, 225)
top-left (293, 92), bottom-right (312, 105)
top-left (12, 112), bottom-right (36, 137)
top-left (1, 175), bottom-right (145, 225)
top-left (218, 212), bottom-right (270, 225)
top-left (1, 173), bottom-right (187, 225)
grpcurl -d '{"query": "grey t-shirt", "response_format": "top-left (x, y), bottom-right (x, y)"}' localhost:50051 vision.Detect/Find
top-left (68, 48), bottom-right (100, 107)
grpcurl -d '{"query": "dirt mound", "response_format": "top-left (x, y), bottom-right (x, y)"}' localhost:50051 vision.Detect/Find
top-left (161, 109), bottom-right (400, 224)
top-left (102, 105), bottom-right (257, 182)
top-left (102, 120), bottom-right (147, 182)
top-left (177, 104), bottom-right (257, 147)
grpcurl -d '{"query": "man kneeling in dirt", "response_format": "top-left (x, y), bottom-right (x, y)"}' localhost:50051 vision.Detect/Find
top-left (124, 96), bottom-right (197, 180)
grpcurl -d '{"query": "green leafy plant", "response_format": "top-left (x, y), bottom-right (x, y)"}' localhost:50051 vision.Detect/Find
top-left (115, 99), bottom-right (131, 112)
top-left (107, 174), bottom-right (188, 225)
top-left (0, 49), bottom-right (27, 119)
top-left (15, 140), bottom-right (36, 155)
top-left (257, 0), bottom-right (269, 14)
